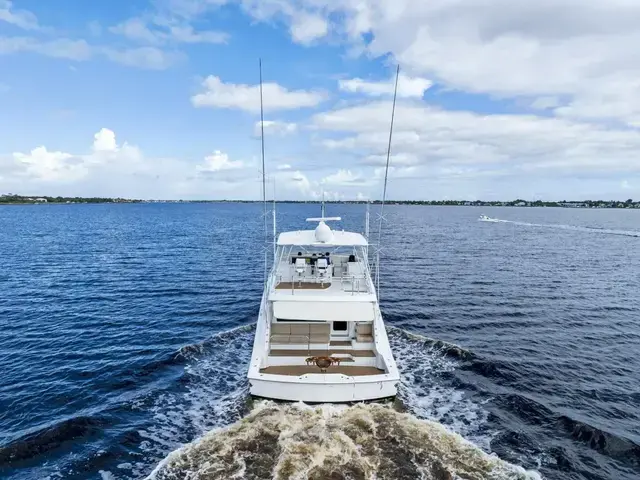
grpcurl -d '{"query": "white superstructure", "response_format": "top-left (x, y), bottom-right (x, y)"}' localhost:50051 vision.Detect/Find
top-left (247, 215), bottom-right (400, 403)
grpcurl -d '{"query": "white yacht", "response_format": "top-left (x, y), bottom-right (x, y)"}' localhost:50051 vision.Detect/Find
top-left (479, 214), bottom-right (498, 222)
top-left (247, 215), bottom-right (400, 403)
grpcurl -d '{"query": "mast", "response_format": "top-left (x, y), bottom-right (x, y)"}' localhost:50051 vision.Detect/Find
top-left (375, 65), bottom-right (400, 297)
top-left (259, 59), bottom-right (268, 283)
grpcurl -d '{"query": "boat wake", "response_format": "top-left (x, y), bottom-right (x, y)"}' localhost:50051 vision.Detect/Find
top-left (480, 217), bottom-right (640, 237)
top-left (147, 401), bottom-right (540, 480)
top-left (123, 325), bottom-right (540, 479)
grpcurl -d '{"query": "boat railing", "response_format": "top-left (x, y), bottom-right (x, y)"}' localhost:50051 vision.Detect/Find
top-left (273, 269), bottom-right (370, 295)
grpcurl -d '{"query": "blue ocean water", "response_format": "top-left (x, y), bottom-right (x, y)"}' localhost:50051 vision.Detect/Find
top-left (1, 203), bottom-right (639, 480)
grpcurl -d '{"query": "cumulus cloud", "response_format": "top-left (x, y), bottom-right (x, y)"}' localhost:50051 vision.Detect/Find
top-left (12, 147), bottom-right (82, 182)
top-left (339, 73), bottom-right (432, 98)
top-left (0, 129), bottom-right (256, 199)
top-left (93, 128), bottom-right (118, 152)
top-left (192, 76), bottom-right (326, 112)
top-left (197, 150), bottom-right (244, 172)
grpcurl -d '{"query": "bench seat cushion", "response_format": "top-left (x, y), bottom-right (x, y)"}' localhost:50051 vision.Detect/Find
top-left (356, 334), bottom-right (374, 343)
top-left (272, 323), bottom-right (290, 335)
top-left (270, 334), bottom-right (290, 344)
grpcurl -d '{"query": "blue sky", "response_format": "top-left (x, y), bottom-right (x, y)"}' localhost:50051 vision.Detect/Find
top-left (2, 0), bottom-right (640, 200)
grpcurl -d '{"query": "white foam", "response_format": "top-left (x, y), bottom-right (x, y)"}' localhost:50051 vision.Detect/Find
top-left (130, 325), bottom-right (254, 479)
top-left (483, 217), bottom-right (640, 237)
top-left (147, 402), bottom-right (541, 480)
top-left (388, 327), bottom-right (493, 450)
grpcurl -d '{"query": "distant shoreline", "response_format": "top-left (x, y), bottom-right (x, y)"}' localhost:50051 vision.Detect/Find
top-left (2, 195), bottom-right (639, 209)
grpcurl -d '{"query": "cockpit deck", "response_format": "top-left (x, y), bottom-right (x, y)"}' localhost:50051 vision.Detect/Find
top-left (275, 282), bottom-right (331, 290)
top-left (259, 365), bottom-right (385, 376)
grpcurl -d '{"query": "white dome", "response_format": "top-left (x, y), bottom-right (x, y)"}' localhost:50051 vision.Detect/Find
top-left (314, 221), bottom-right (333, 243)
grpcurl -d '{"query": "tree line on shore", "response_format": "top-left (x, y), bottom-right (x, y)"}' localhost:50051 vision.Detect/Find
top-left (1, 194), bottom-right (638, 208)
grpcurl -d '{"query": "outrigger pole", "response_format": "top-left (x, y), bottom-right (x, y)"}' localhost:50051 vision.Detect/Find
top-left (259, 59), bottom-right (268, 283)
top-left (259, 60), bottom-right (278, 278)
top-left (375, 65), bottom-right (400, 297)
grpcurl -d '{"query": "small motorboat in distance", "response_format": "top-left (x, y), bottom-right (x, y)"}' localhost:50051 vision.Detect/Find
top-left (479, 214), bottom-right (498, 222)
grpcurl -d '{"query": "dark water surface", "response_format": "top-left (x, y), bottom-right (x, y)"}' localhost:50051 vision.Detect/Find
top-left (1, 203), bottom-right (639, 480)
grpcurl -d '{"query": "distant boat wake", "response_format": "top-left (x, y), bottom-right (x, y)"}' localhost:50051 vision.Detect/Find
top-left (480, 216), bottom-right (640, 238)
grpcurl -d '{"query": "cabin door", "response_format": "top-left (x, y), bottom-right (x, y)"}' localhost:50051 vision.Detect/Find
top-left (331, 321), bottom-right (349, 338)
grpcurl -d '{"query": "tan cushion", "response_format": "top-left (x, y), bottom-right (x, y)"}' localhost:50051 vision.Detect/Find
top-left (290, 324), bottom-right (310, 335)
top-left (288, 335), bottom-right (308, 344)
top-left (270, 335), bottom-right (290, 344)
top-left (309, 334), bottom-right (329, 343)
top-left (357, 334), bottom-right (374, 343)
top-left (357, 323), bottom-right (372, 335)
top-left (272, 323), bottom-right (290, 335)
top-left (310, 323), bottom-right (330, 334)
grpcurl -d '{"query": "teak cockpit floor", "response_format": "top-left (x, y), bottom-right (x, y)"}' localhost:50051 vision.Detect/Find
top-left (259, 366), bottom-right (385, 376)
top-left (275, 282), bottom-right (331, 290)
top-left (269, 349), bottom-right (376, 357)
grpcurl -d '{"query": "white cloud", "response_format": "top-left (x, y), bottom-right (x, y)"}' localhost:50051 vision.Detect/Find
top-left (0, 37), bottom-right (92, 60)
top-left (197, 150), bottom-right (245, 172)
top-left (192, 76), bottom-right (326, 112)
top-left (0, 129), bottom-right (256, 199)
top-left (102, 46), bottom-right (181, 69)
top-left (290, 13), bottom-right (328, 44)
top-left (169, 25), bottom-right (228, 43)
top-left (234, 0), bottom-right (640, 127)
top-left (110, 18), bottom-right (228, 45)
top-left (110, 18), bottom-right (159, 44)
top-left (93, 128), bottom-right (118, 152)
top-left (12, 147), bottom-right (82, 182)
top-left (339, 73), bottom-right (432, 98)
top-left (321, 169), bottom-right (374, 187)
top-left (530, 96), bottom-right (561, 110)
top-left (0, 36), bottom-right (180, 69)
top-left (312, 100), bottom-right (640, 180)
top-left (0, 1), bottom-right (39, 30)
top-left (254, 120), bottom-right (297, 136)
top-left (277, 163), bottom-right (292, 170)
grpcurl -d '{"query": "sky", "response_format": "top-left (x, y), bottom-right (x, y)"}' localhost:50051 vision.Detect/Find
top-left (1, 0), bottom-right (640, 201)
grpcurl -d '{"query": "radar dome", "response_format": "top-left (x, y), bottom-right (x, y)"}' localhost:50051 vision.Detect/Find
top-left (315, 221), bottom-right (333, 243)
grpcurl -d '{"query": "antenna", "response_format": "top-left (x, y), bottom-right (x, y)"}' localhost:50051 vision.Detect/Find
top-left (259, 59), bottom-right (268, 283)
top-left (375, 65), bottom-right (400, 297)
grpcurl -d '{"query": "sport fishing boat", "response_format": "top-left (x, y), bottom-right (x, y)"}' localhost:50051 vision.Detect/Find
top-left (247, 214), bottom-right (400, 402)
top-left (247, 62), bottom-right (400, 403)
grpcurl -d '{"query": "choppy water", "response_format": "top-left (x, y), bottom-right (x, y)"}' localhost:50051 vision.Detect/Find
top-left (1, 204), bottom-right (639, 480)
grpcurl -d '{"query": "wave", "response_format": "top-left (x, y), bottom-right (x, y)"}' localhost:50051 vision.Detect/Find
top-left (482, 218), bottom-right (640, 238)
top-left (0, 416), bottom-right (105, 468)
top-left (557, 415), bottom-right (640, 466)
top-left (147, 402), bottom-right (541, 480)
top-left (125, 324), bottom-right (256, 478)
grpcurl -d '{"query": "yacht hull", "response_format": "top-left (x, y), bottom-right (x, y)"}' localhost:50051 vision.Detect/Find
top-left (248, 375), bottom-right (397, 403)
